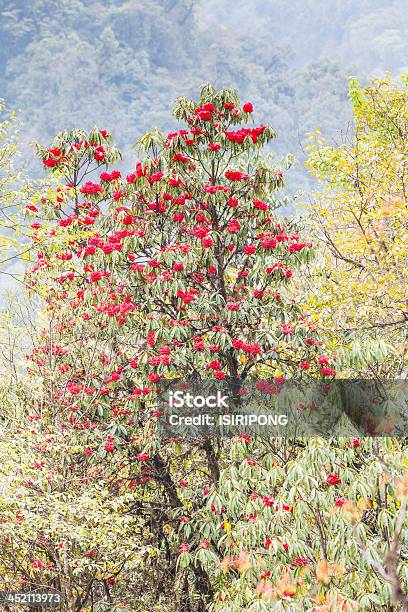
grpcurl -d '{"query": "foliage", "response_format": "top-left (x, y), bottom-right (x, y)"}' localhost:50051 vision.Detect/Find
top-left (306, 74), bottom-right (408, 377)
top-left (193, 437), bottom-right (408, 611)
top-left (18, 85), bottom-right (334, 610)
top-left (0, 101), bottom-right (25, 267)
top-left (0, 100), bottom-right (52, 286)
top-left (0, 81), bottom-right (407, 612)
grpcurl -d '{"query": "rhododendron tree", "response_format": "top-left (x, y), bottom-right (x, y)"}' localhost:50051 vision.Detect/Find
top-left (29, 85), bottom-right (328, 422)
top-left (16, 85), bottom-right (408, 611)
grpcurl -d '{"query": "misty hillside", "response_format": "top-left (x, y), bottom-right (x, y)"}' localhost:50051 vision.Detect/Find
top-left (1, 0), bottom-right (407, 191)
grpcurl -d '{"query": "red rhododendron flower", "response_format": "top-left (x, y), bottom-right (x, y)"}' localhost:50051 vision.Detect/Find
top-left (239, 434), bottom-right (251, 443)
top-left (126, 172), bottom-right (137, 183)
top-left (173, 153), bottom-right (189, 163)
top-left (326, 473), bottom-right (341, 486)
top-left (194, 226), bottom-right (209, 238)
top-left (43, 157), bottom-right (58, 168)
top-left (225, 170), bottom-right (248, 181)
top-left (32, 560), bottom-right (43, 569)
top-left (227, 197), bottom-right (238, 207)
top-left (245, 343), bottom-right (260, 355)
top-left (202, 236), bottom-right (213, 248)
top-left (294, 557), bottom-right (308, 567)
top-left (193, 338), bottom-right (205, 351)
top-left (89, 271), bottom-right (103, 282)
top-left (253, 199), bottom-right (269, 211)
top-left (227, 219), bottom-right (241, 233)
top-left (208, 360), bottom-right (221, 370)
top-left (195, 109), bottom-right (212, 121)
top-left (56, 252), bottom-right (72, 261)
top-left (321, 367), bottom-right (336, 377)
top-left (48, 147), bottom-right (62, 157)
top-left (137, 453), bottom-right (150, 462)
top-left (149, 171), bottom-right (164, 184)
top-left (80, 182), bottom-right (103, 196)
top-left (180, 516), bottom-right (190, 523)
top-left (243, 102), bottom-right (253, 113)
top-left (224, 126), bottom-right (266, 143)
top-left (94, 145), bottom-right (105, 161)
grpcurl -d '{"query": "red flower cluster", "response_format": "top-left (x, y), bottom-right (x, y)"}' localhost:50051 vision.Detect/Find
top-left (326, 473), bottom-right (341, 486)
top-left (227, 219), bottom-right (241, 233)
top-left (94, 145), bottom-right (105, 161)
top-left (177, 289), bottom-right (199, 304)
top-left (253, 199), bottom-right (269, 211)
top-left (80, 181), bottom-right (104, 196)
top-left (224, 126), bottom-right (266, 143)
top-left (293, 557), bottom-right (308, 567)
top-left (100, 170), bottom-right (121, 182)
top-left (104, 435), bottom-right (115, 453)
top-left (232, 339), bottom-right (261, 355)
top-left (43, 147), bottom-right (62, 167)
top-left (194, 103), bottom-right (216, 121)
top-left (225, 170), bottom-right (249, 181)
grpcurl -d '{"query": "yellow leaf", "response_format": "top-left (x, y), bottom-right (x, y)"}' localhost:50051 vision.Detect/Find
top-left (276, 572), bottom-right (296, 598)
top-left (316, 559), bottom-right (331, 585)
